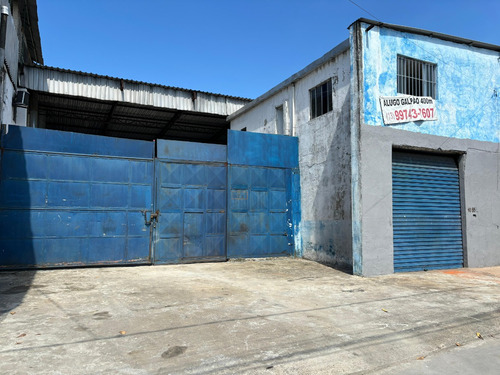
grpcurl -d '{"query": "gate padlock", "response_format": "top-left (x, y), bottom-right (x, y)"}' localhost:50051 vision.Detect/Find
top-left (142, 209), bottom-right (160, 226)
top-left (150, 210), bottom-right (160, 222)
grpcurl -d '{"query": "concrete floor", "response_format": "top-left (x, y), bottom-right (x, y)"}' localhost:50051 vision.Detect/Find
top-left (1, 259), bottom-right (500, 374)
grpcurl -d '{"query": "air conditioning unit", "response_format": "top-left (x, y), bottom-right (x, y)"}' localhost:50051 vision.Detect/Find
top-left (13, 88), bottom-right (29, 108)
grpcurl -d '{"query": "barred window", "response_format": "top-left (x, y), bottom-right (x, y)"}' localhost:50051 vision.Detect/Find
top-left (310, 79), bottom-right (333, 119)
top-left (397, 55), bottom-right (437, 98)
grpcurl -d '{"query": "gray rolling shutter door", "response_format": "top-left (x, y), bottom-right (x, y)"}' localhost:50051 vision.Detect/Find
top-left (392, 152), bottom-right (464, 272)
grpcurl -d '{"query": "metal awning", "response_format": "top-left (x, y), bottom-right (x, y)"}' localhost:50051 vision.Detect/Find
top-left (34, 93), bottom-right (231, 143)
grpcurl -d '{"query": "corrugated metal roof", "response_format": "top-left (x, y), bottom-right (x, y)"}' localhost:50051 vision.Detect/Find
top-left (24, 65), bottom-right (251, 116)
top-left (21, 0), bottom-right (43, 64)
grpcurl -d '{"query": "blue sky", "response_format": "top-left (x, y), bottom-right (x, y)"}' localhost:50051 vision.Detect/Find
top-left (37, 0), bottom-right (499, 99)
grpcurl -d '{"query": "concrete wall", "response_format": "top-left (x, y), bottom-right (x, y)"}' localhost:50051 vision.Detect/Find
top-left (231, 48), bottom-right (353, 270)
top-left (358, 125), bottom-right (499, 276)
top-left (2, 77), bottom-right (15, 124)
top-left (352, 21), bottom-right (500, 276)
top-left (5, 0), bottom-right (20, 84)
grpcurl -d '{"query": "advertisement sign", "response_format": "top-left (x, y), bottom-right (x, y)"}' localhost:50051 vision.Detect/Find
top-left (379, 95), bottom-right (437, 125)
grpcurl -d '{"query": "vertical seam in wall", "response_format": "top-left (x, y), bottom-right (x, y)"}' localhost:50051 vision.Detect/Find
top-left (292, 165), bottom-right (302, 258)
top-left (350, 22), bottom-right (364, 276)
top-left (291, 84), bottom-right (296, 137)
top-left (458, 152), bottom-right (468, 267)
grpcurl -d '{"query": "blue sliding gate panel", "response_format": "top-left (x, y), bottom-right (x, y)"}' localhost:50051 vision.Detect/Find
top-left (392, 151), bottom-right (464, 272)
top-left (0, 126), bottom-right (154, 269)
top-left (155, 139), bottom-right (227, 263)
top-left (227, 130), bottom-right (299, 258)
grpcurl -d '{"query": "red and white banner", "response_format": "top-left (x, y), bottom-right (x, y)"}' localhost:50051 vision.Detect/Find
top-left (379, 95), bottom-right (437, 125)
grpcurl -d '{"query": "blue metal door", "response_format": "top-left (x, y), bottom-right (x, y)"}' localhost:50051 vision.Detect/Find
top-left (392, 151), bottom-right (464, 272)
top-left (0, 125), bottom-right (154, 269)
top-left (154, 139), bottom-right (227, 263)
top-left (227, 130), bottom-right (300, 258)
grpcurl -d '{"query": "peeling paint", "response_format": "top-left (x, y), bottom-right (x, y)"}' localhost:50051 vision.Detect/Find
top-left (362, 24), bottom-right (500, 143)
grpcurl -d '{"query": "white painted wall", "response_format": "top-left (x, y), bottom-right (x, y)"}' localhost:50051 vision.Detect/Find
top-left (231, 48), bottom-right (353, 270)
top-left (231, 86), bottom-right (294, 135)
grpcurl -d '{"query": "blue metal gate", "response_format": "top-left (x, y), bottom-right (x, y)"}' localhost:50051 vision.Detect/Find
top-left (1, 126), bottom-right (300, 269)
top-left (0, 126), bottom-right (154, 268)
top-left (154, 139), bottom-right (227, 263)
top-left (227, 131), bottom-right (299, 258)
top-left (392, 151), bottom-right (464, 272)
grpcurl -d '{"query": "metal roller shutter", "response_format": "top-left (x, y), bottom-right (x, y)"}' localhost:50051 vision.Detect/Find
top-left (392, 151), bottom-right (464, 272)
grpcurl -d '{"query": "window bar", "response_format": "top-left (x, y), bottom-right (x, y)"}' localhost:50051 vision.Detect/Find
top-left (417, 61), bottom-right (420, 96)
top-left (404, 58), bottom-right (408, 94)
top-left (412, 59), bottom-right (415, 96)
top-left (328, 81), bottom-right (332, 111)
top-left (403, 57), bottom-right (406, 94)
top-left (317, 87), bottom-right (321, 117)
top-left (432, 64), bottom-right (436, 98)
top-left (318, 86), bottom-right (321, 116)
top-left (424, 63), bottom-right (426, 96)
top-left (410, 59), bottom-right (413, 96)
top-left (409, 59), bottom-right (412, 95)
top-left (425, 64), bottom-right (430, 97)
top-left (313, 89), bottom-right (318, 117)
top-left (404, 58), bottom-right (407, 94)
top-left (416, 59), bottom-right (419, 96)
top-left (310, 92), bottom-right (314, 118)
top-left (398, 57), bottom-right (401, 93)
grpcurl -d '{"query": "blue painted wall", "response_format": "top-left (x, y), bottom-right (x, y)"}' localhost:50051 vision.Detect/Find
top-left (362, 24), bottom-right (500, 143)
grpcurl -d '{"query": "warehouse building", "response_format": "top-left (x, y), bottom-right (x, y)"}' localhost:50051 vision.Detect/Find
top-left (229, 18), bottom-right (500, 276)
top-left (0, 2), bottom-right (498, 275)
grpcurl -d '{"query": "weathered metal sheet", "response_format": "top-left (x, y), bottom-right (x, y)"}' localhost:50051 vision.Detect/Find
top-left (157, 138), bottom-right (226, 162)
top-left (227, 130), bottom-right (299, 258)
top-left (392, 152), bottom-right (464, 272)
top-left (227, 130), bottom-right (299, 168)
top-left (2, 125), bottom-right (153, 158)
top-left (0, 125), bottom-right (154, 269)
top-left (154, 139), bottom-right (227, 263)
top-left (23, 66), bottom-right (250, 116)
